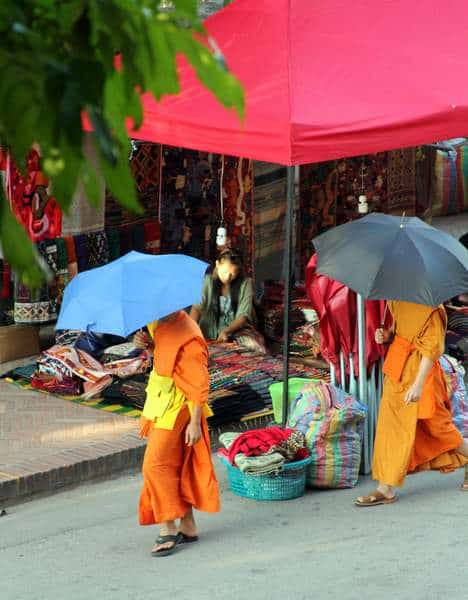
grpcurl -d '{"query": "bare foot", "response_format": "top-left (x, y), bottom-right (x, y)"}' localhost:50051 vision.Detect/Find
top-left (179, 509), bottom-right (198, 537)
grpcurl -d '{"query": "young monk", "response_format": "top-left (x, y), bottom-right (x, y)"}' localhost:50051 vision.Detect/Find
top-left (356, 300), bottom-right (468, 507)
top-left (134, 311), bottom-right (220, 556)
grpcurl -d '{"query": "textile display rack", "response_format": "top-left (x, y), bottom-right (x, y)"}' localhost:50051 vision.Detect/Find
top-left (87, 0), bottom-right (468, 472)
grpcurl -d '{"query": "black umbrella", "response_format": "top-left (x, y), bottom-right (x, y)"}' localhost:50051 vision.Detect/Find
top-left (313, 213), bottom-right (468, 306)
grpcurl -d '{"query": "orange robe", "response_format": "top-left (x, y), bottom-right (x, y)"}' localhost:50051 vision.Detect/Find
top-left (372, 301), bottom-right (467, 487)
top-left (138, 312), bottom-right (220, 525)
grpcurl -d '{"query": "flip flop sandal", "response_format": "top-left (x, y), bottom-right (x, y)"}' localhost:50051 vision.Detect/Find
top-left (459, 481), bottom-right (468, 492)
top-left (355, 491), bottom-right (397, 507)
top-left (151, 534), bottom-right (180, 557)
top-left (177, 532), bottom-right (199, 544)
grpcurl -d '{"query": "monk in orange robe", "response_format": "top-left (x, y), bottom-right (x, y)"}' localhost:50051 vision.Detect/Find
top-left (134, 311), bottom-right (220, 555)
top-left (356, 300), bottom-right (468, 506)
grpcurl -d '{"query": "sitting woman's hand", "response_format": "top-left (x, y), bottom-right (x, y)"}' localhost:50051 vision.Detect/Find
top-left (134, 330), bottom-right (151, 349)
top-left (375, 328), bottom-right (393, 345)
top-left (217, 329), bottom-right (231, 343)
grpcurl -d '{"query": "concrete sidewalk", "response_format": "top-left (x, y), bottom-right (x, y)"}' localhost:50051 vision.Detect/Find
top-left (0, 367), bottom-right (145, 506)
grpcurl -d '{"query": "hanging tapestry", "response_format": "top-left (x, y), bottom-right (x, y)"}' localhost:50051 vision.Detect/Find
top-left (62, 136), bottom-right (105, 235)
top-left (14, 241), bottom-right (57, 324)
top-left (386, 148), bottom-right (417, 215)
top-left (5, 150), bottom-right (62, 242)
top-left (299, 153), bottom-right (388, 275)
top-left (253, 162), bottom-right (287, 285)
top-left (61, 183), bottom-right (105, 236)
top-left (161, 148), bottom-right (219, 260)
top-left (221, 156), bottom-right (254, 275)
top-left (415, 145), bottom-right (434, 220)
top-left (430, 141), bottom-right (468, 217)
top-left (105, 142), bottom-right (160, 228)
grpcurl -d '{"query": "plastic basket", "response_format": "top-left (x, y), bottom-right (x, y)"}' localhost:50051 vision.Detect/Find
top-left (219, 455), bottom-right (313, 501)
top-left (269, 378), bottom-right (320, 423)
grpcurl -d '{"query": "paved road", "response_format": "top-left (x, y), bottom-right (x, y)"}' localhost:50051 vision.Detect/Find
top-left (1, 464), bottom-right (467, 600)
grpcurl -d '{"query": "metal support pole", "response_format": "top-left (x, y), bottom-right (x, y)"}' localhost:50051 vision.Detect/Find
top-left (357, 292), bottom-right (370, 473)
top-left (281, 166), bottom-right (295, 427)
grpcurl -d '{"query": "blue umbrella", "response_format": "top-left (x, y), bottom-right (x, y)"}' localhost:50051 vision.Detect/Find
top-left (313, 213), bottom-right (468, 306)
top-left (57, 252), bottom-right (208, 336)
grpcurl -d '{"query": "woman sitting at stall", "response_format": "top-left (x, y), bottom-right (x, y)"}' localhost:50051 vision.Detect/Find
top-left (190, 248), bottom-right (267, 354)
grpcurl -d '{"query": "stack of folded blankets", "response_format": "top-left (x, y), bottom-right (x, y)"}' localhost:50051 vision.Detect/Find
top-left (218, 426), bottom-right (309, 475)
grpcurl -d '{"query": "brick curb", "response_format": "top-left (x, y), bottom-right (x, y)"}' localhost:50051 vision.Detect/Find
top-left (0, 434), bottom-right (146, 507)
top-left (0, 414), bottom-right (274, 507)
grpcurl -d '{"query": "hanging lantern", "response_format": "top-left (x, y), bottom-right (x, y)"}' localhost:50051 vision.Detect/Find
top-left (358, 159), bottom-right (369, 214)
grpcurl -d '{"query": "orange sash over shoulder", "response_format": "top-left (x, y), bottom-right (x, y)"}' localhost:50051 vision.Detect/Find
top-left (383, 335), bottom-right (413, 383)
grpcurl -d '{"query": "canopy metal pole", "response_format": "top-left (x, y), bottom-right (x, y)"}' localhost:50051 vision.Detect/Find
top-left (281, 166), bottom-right (295, 427)
top-left (357, 292), bottom-right (370, 473)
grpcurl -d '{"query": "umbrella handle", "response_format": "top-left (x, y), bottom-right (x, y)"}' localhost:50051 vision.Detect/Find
top-left (380, 302), bottom-right (388, 329)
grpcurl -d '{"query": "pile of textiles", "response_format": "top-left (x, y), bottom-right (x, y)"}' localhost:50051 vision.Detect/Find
top-left (261, 280), bottom-right (321, 358)
top-left (102, 374), bottom-right (148, 409)
top-left (207, 343), bottom-right (330, 427)
top-left (218, 427), bottom-right (309, 475)
top-left (288, 381), bottom-right (367, 489)
top-left (290, 322), bottom-right (321, 358)
top-left (34, 344), bottom-right (150, 399)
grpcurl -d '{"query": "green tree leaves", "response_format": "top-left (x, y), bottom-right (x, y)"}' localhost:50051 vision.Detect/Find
top-left (0, 0), bottom-right (244, 285)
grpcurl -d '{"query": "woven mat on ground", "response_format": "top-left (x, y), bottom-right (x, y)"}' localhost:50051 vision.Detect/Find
top-left (3, 374), bottom-right (142, 417)
top-left (2, 347), bottom-right (330, 425)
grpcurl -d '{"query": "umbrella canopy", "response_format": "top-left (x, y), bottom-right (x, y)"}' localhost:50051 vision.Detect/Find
top-left (127, 0), bottom-right (468, 165)
top-left (313, 213), bottom-right (468, 307)
top-left (56, 252), bottom-right (208, 337)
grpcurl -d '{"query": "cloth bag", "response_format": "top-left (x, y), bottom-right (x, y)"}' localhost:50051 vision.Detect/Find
top-left (288, 382), bottom-right (367, 488)
top-left (440, 354), bottom-right (468, 438)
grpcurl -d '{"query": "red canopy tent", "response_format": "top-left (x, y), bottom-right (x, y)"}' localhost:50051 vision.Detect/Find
top-left (123, 0), bottom-right (468, 428)
top-left (130, 0), bottom-right (468, 165)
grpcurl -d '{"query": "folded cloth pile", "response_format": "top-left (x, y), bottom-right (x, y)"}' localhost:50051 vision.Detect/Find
top-left (219, 426), bottom-right (309, 473)
top-left (218, 431), bottom-right (285, 475)
top-left (290, 322), bottom-right (321, 358)
top-left (31, 372), bottom-right (82, 395)
top-left (36, 344), bottom-right (150, 399)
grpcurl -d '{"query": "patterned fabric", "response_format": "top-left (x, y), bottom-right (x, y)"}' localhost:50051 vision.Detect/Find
top-left (386, 148), bottom-right (417, 215)
top-left (74, 234), bottom-right (89, 272)
top-left (131, 223), bottom-right (145, 252)
top-left (440, 355), bottom-right (468, 438)
top-left (431, 142), bottom-right (468, 217)
top-left (86, 231), bottom-right (109, 268)
top-left (456, 144), bottom-right (468, 214)
top-left (160, 148), bottom-right (218, 259)
top-left (144, 222), bottom-right (160, 254)
top-left (105, 142), bottom-right (160, 228)
top-left (288, 381), bottom-right (367, 488)
top-left (106, 229), bottom-right (121, 261)
top-left (55, 237), bottom-right (69, 311)
top-left (39, 345), bottom-right (150, 399)
top-left (63, 236), bottom-right (78, 280)
top-left (253, 162), bottom-right (287, 283)
top-left (299, 154), bottom-right (388, 274)
top-left (224, 426), bottom-right (306, 464)
top-left (160, 148), bottom-right (253, 271)
top-left (14, 241), bottom-right (56, 323)
top-left (221, 156), bottom-right (254, 275)
top-left (5, 149), bottom-right (62, 242)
